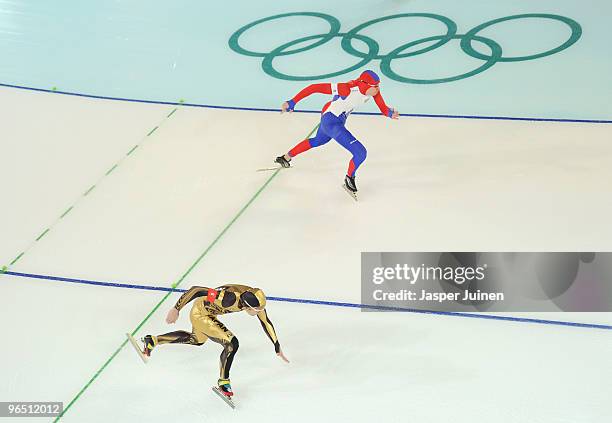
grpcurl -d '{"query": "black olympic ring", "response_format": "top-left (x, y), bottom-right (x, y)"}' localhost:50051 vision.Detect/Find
top-left (228, 12), bottom-right (582, 84)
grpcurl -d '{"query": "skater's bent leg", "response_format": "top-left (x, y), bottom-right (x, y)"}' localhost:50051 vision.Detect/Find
top-left (287, 126), bottom-right (332, 158)
top-left (219, 336), bottom-right (239, 379)
top-left (329, 123), bottom-right (367, 176)
top-left (195, 314), bottom-right (237, 379)
top-left (213, 335), bottom-right (238, 396)
top-left (288, 139), bottom-right (311, 158)
top-left (346, 141), bottom-right (367, 177)
top-left (154, 330), bottom-right (204, 346)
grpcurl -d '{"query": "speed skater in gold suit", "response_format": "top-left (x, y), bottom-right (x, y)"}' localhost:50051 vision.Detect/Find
top-left (141, 284), bottom-right (289, 398)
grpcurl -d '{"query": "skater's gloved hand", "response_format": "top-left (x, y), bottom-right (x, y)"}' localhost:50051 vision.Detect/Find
top-left (281, 99), bottom-right (295, 113)
top-left (277, 348), bottom-right (290, 363)
top-left (388, 108), bottom-right (399, 120)
top-left (166, 307), bottom-right (179, 324)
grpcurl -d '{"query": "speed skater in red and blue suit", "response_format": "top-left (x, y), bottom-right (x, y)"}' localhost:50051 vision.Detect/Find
top-left (275, 69), bottom-right (399, 195)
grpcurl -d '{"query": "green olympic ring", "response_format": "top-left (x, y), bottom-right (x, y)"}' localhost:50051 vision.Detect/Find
top-left (228, 12), bottom-right (341, 57)
top-left (460, 13), bottom-right (583, 62)
top-left (380, 34), bottom-right (502, 84)
top-left (262, 32), bottom-right (379, 81)
top-left (341, 13), bottom-right (458, 60)
top-left (228, 12), bottom-right (582, 84)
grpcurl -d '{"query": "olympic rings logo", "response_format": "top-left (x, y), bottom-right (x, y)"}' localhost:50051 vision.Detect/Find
top-left (228, 12), bottom-right (582, 84)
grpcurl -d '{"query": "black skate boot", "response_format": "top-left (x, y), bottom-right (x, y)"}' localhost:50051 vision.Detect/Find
top-left (141, 335), bottom-right (155, 357)
top-left (217, 378), bottom-right (234, 397)
top-left (344, 175), bottom-right (357, 192)
top-left (343, 175), bottom-right (358, 201)
top-left (275, 155), bottom-right (291, 168)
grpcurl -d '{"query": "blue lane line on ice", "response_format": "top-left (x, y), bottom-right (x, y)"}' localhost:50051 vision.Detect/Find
top-left (2, 82), bottom-right (612, 124)
top-left (3, 270), bottom-right (611, 331)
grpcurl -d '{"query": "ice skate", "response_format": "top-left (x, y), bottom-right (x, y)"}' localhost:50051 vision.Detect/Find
top-left (275, 155), bottom-right (291, 168)
top-left (212, 378), bottom-right (235, 409)
top-left (217, 378), bottom-right (233, 397)
top-left (256, 155), bottom-right (292, 171)
top-left (126, 333), bottom-right (152, 363)
top-left (343, 175), bottom-right (358, 201)
top-left (141, 335), bottom-right (155, 357)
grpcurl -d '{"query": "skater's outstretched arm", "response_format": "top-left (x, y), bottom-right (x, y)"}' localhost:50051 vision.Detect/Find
top-left (257, 309), bottom-right (289, 363)
top-left (373, 92), bottom-right (399, 119)
top-left (281, 82), bottom-right (352, 113)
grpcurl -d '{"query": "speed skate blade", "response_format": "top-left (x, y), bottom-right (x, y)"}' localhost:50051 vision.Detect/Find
top-left (256, 166), bottom-right (291, 172)
top-left (212, 386), bottom-right (236, 409)
top-left (126, 333), bottom-right (148, 364)
top-left (342, 184), bottom-right (358, 201)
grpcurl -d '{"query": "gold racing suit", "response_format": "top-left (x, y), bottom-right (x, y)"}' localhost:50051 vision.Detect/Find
top-left (151, 284), bottom-right (280, 380)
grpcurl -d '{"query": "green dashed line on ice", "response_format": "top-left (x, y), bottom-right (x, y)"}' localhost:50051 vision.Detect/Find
top-left (35, 228), bottom-right (50, 241)
top-left (126, 145), bottom-right (138, 156)
top-left (105, 164), bottom-right (119, 176)
top-left (2, 100), bottom-right (185, 275)
top-left (83, 185), bottom-right (96, 196)
top-left (9, 252), bottom-right (24, 266)
top-left (60, 206), bottom-right (74, 219)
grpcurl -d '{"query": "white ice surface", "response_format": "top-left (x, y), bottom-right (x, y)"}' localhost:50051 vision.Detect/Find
top-left (0, 88), bottom-right (611, 422)
top-left (0, 87), bottom-right (171, 264)
top-left (1, 275), bottom-right (610, 423)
